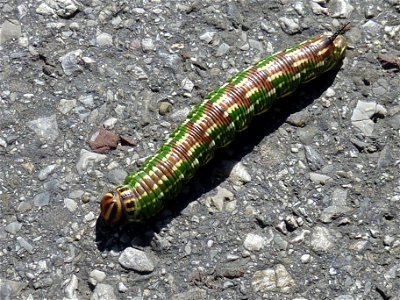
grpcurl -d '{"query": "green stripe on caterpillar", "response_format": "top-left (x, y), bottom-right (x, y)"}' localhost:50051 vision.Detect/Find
top-left (100, 24), bottom-right (349, 225)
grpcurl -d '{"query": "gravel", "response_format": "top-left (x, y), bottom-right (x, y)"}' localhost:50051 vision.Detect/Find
top-left (1, 0), bottom-right (399, 299)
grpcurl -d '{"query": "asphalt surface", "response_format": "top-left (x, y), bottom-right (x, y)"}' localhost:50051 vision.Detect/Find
top-left (1, 0), bottom-right (400, 299)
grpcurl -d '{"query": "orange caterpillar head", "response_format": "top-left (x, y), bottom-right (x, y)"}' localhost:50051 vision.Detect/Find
top-left (100, 186), bottom-right (140, 225)
top-left (100, 191), bottom-right (123, 225)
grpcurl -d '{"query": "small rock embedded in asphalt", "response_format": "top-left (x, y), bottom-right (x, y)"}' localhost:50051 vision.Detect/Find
top-left (89, 269), bottom-right (106, 285)
top-left (304, 145), bottom-right (324, 171)
top-left (16, 237), bottom-right (34, 254)
top-left (159, 102), bottom-right (173, 115)
top-left (251, 264), bottom-right (296, 293)
top-left (27, 115), bottom-right (60, 143)
top-left (229, 161), bottom-right (251, 185)
top-left (310, 226), bottom-right (335, 252)
top-left (64, 274), bottom-right (79, 299)
top-left (76, 149), bottom-right (107, 174)
top-left (91, 283), bottom-right (117, 300)
top-left (89, 129), bottom-right (120, 154)
top-left (141, 37), bottom-right (155, 51)
top-left (309, 172), bottom-right (332, 185)
top-left (216, 43), bottom-right (230, 57)
top-left (5, 222), bottom-right (22, 235)
top-left (38, 164), bottom-right (57, 180)
top-left (60, 49), bottom-right (83, 76)
top-left (0, 19), bottom-right (22, 44)
top-left (243, 233), bottom-right (267, 251)
top-left (206, 186), bottom-right (234, 212)
top-left (64, 198), bottom-right (78, 212)
top-left (33, 191), bottom-right (50, 207)
top-left (119, 247), bottom-right (155, 273)
top-left (329, 0), bottom-right (354, 18)
top-left (351, 100), bottom-right (387, 136)
top-left (278, 17), bottom-right (300, 34)
top-left (96, 32), bottom-right (113, 47)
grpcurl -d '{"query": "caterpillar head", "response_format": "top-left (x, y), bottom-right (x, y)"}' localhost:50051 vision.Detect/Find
top-left (100, 186), bottom-right (140, 225)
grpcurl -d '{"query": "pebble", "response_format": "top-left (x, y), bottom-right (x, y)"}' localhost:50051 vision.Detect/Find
top-left (377, 146), bottom-right (392, 169)
top-left (351, 100), bottom-right (387, 136)
top-left (172, 288), bottom-right (207, 300)
top-left (329, 0), bottom-right (354, 18)
top-left (118, 282), bottom-right (128, 293)
top-left (304, 145), bottom-right (324, 171)
top-left (38, 164), bottom-right (57, 180)
top-left (199, 31), bottom-right (215, 43)
top-left (51, 0), bottom-right (78, 18)
top-left (229, 162), bottom-right (251, 185)
top-left (383, 235), bottom-right (395, 246)
top-left (300, 254), bottom-right (311, 263)
top-left (78, 94), bottom-right (94, 107)
top-left (84, 212), bottom-right (95, 222)
top-left (60, 49), bottom-right (83, 76)
top-left (310, 1), bottom-right (328, 15)
top-left (33, 191), bottom-right (50, 207)
top-left (43, 179), bottom-right (59, 191)
top-left (17, 237), bottom-right (34, 254)
top-left (251, 264), bottom-right (296, 293)
top-left (0, 19), bottom-right (22, 45)
top-left (334, 296), bottom-right (354, 300)
top-left (206, 187), bottom-right (234, 212)
top-left (64, 198), bottom-right (77, 212)
top-left (331, 188), bottom-right (348, 206)
top-left (320, 205), bottom-right (352, 223)
top-left (91, 283), bottom-right (117, 300)
top-left (69, 189), bottom-right (84, 199)
top-left (181, 78), bottom-right (194, 92)
top-left (27, 115), bottom-right (60, 143)
top-left (0, 137), bottom-right (7, 148)
top-left (278, 17), bottom-right (300, 35)
top-left (310, 226), bottom-right (335, 252)
top-left (309, 172), bottom-right (331, 184)
top-left (89, 270), bottom-right (106, 285)
top-left (141, 38), bottom-right (155, 51)
top-left (88, 129), bottom-right (120, 154)
top-left (118, 247), bottom-right (155, 273)
top-left (362, 20), bottom-right (382, 36)
top-left (127, 65), bottom-right (148, 80)
top-left (216, 43), bottom-right (230, 57)
top-left (349, 240), bottom-right (368, 252)
top-left (5, 222), bottom-right (22, 235)
top-left (64, 274), bottom-right (79, 299)
top-left (243, 233), bottom-right (266, 251)
top-left (96, 32), bottom-right (113, 47)
top-left (249, 39), bottom-right (263, 52)
top-left (293, 1), bottom-right (305, 15)
top-left (58, 99), bottom-right (77, 114)
top-left (0, 278), bottom-right (27, 299)
top-left (36, 3), bottom-right (55, 15)
top-left (287, 110), bottom-right (310, 127)
top-left (260, 20), bottom-right (276, 34)
top-left (76, 149), bottom-right (107, 175)
top-left (17, 202), bottom-right (32, 213)
top-left (159, 102), bottom-right (173, 115)
top-left (103, 117), bottom-right (118, 129)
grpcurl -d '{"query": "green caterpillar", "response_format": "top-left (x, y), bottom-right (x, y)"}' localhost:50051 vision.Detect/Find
top-left (100, 25), bottom-right (348, 224)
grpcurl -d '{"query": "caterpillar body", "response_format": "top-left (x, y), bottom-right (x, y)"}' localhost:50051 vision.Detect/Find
top-left (100, 26), bottom-right (348, 225)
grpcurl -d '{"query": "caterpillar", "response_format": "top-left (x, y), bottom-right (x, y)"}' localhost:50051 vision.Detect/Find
top-left (100, 24), bottom-right (348, 225)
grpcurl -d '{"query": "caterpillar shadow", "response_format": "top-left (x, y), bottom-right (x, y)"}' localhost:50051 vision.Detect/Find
top-left (95, 68), bottom-right (341, 252)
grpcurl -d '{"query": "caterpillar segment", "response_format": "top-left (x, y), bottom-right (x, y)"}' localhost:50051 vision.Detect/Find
top-left (100, 26), bottom-right (348, 225)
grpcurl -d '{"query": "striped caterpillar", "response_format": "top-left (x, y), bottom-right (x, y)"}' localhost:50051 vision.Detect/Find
top-left (100, 25), bottom-right (348, 225)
